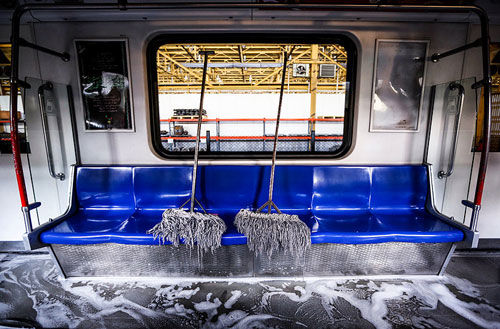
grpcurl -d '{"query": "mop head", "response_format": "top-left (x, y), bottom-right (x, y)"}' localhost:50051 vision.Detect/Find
top-left (234, 209), bottom-right (311, 258)
top-left (147, 208), bottom-right (226, 253)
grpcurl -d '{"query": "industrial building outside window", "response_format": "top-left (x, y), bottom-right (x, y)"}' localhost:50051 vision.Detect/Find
top-left (147, 33), bottom-right (356, 158)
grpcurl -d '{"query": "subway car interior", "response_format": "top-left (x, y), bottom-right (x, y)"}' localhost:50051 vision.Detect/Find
top-left (0, 0), bottom-right (499, 328)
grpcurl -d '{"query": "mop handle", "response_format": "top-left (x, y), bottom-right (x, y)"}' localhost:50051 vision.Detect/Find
top-left (190, 50), bottom-right (214, 213)
top-left (267, 52), bottom-right (289, 208)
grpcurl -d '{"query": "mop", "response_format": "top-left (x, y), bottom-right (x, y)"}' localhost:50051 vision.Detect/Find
top-left (148, 51), bottom-right (226, 254)
top-left (234, 50), bottom-right (311, 258)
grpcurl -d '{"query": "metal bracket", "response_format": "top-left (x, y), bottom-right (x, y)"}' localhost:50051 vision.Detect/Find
top-left (20, 202), bottom-right (41, 236)
top-left (10, 78), bottom-right (31, 89)
top-left (28, 202), bottom-right (41, 211)
top-left (471, 77), bottom-right (492, 89)
top-left (431, 38), bottom-right (482, 63)
top-left (438, 243), bottom-right (456, 276)
top-left (18, 38), bottom-right (70, 62)
top-left (180, 197), bottom-right (207, 214)
top-left (462, 200), bottom-right (481, 234)
top-left (461, 200), bottom-right (476, 209)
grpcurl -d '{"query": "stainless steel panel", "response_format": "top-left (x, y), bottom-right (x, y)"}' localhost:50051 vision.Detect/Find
top-left (53, 242), bottom-right (453, 278)
top-left (256, 242), bottom-right (452, 276)
top-left (53, 244), bottom-right (253, 277)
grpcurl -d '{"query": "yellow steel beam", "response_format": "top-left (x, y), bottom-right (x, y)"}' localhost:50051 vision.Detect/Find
top-left (331, 44), bottom-right (347, 58)
top-left (156, 43), bottom-right (347, 92)
top-left (158, 84), bottom-right (346, 91)
top-left (158, 51), bottom-right (214, 87)
top-left (238, 45), bottom-right (245, 82)
top-left (318, 49), bottom-right (346, 72)
top-left (253, 48), bottom-right (310, 86)
top-left (310, 44), bottom-right (318, 147)
top-left (180, 45), bottom-right (197, 62)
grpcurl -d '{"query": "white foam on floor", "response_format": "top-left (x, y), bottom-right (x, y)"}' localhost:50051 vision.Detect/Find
top-left (224, 290), bottom-right (242, 309)
top-left (194, 296), bottom-right (222, 317)
top-left (37, 275), bottom-right (500, 329)
top-left (1, 253), bottom-right (499, 329)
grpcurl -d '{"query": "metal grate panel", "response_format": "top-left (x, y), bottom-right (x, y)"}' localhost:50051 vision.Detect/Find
top-left (256, 242), bottom-right (452, 276)
top-left (162, 140), bottom-right (342, 152)
top-left (491, 93), bottom-right (500, 151)
top-left (52, 242), bottom-right (453, 278)
top-left (53, 244), bottom-right (253, 278)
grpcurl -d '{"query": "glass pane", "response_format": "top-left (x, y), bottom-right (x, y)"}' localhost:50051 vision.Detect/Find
top-left (426, 77), bottom-right (477, 226)
top-left (371, 40), bottom-right (427, 131)
top-left (23, 77), bottom-right (76, 225)
top-left (155, 43), bottom-right (350, 154)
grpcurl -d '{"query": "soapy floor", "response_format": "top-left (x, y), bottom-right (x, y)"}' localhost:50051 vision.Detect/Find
top-left (0, 250), bottom-right (499, 329)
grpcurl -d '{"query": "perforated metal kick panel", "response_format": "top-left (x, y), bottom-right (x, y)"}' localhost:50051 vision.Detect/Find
top-left (52, 242), bottom-right (453, 278)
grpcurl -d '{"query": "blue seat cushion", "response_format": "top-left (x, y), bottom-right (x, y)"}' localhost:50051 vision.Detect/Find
top-left (39, 165), bottom-right (464, 246)
top-left (76, 167), bottom-right (135, 210)
top-left (40, 209), bottom-right (135, 245)
top-left (40, 208), bottom-right (463, 245)
top-left (311, 210), bottom-right (463, 244)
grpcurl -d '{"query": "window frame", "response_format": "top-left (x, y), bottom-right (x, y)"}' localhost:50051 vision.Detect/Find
top-left (147, 33), bottom-right (357, 159)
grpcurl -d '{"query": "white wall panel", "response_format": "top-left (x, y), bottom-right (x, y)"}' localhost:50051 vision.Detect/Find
top-left (20, 20), bottom-right (469, 166)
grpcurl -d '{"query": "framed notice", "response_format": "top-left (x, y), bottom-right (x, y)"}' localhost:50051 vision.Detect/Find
top-left (370, 39), bottom-right (428, 132)
top-left (75, 39), bottom-right (134, 131)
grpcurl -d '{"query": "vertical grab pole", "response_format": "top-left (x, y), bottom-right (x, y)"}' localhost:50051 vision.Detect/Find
top-left (9, 8), bottom-right (32, 232)
top-left (9, 6), bottom-right (68, 237)
top-left (437, 83), bottom-right (465, 179)
top-left (470, 11), bottom-right (492, 233)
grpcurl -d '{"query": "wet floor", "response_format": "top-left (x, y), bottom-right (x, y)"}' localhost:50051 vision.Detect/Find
top-left (0, 250), bottom-right (499, 328)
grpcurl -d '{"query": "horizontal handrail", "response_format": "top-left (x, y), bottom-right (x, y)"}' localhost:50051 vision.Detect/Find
top-left (0, 120), bottom-right (25, 124)
top-left (160, 117), bottom-right (344, 123)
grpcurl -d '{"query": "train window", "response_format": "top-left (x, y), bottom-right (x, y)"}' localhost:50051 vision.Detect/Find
top-left (147, 34), bottom-right (356, 158)
top-left (0, 44), bottom-right (28, 154)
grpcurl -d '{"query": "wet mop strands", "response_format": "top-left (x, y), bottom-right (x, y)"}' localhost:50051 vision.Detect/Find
top-left (149, 208), bottom-right (225, 253)
top-left (148, 51), bottom-right (226, 254)
top-left (235, 50), bottom-right (311, 258)
top-left (235, 209), bottom-right (310, 258)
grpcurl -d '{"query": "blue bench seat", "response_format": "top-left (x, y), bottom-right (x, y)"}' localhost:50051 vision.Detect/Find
top-left (39, 165), bottom-right (464, 246)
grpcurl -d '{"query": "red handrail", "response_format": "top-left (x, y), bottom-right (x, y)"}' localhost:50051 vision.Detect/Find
top-left (160, 117), bottom-right (344, 123)
top-left (161, 135), bottom-right (342, 141)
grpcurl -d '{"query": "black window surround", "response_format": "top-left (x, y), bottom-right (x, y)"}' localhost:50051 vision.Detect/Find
top-left (147, 33), bottom-right (357, 159)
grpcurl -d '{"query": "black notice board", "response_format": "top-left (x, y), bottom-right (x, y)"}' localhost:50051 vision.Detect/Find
top-left (76, 40), bottom-right (133, 130)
